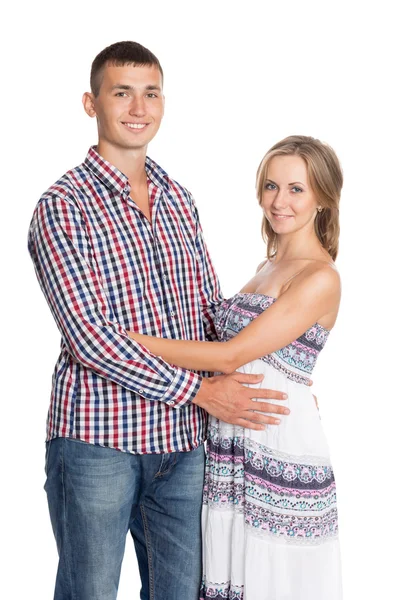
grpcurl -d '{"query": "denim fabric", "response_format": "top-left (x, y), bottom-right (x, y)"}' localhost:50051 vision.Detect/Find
top-left (45, 437), bottom-right (205, 600)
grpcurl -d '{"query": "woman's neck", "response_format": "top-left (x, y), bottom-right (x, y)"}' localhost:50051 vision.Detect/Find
top-left (274, 231), bottom-right (331, 263)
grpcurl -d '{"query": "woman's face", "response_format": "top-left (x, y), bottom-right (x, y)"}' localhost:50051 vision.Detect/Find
top-left (261, 155), bottom-right (319, 236)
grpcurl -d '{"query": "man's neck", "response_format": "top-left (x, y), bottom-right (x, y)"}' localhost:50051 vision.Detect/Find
top-left (97, 140), bottom-right (148, 187)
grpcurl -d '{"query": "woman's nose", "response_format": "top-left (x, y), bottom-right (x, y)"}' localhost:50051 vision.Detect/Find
top-left (272, 189), bottom-right (288, 209)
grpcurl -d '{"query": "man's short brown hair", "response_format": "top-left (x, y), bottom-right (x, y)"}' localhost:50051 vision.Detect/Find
top-left (90, 41), bottom-right (163, 96)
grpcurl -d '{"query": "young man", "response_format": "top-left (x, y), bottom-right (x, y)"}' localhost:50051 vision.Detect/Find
top-left (28, 41), bottom-right (288, 600)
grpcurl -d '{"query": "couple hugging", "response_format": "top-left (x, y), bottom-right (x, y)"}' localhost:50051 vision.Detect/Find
top-left (28, 40), bottom-right (343, 600)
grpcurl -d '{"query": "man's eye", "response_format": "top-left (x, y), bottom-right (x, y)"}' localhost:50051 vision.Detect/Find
top-left (147, 93), bottom-right (157, 98)
top-left (115, 92), bottom-right (128, 97)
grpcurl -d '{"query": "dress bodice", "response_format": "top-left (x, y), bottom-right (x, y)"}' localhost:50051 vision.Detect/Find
top-left (215, 293), bottom-right (330, 385)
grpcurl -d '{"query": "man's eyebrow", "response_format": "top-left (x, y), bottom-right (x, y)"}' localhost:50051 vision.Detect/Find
top-left (110, 84), bottom-right (162, 91)
top-left (111, 84), bottom-right (133, 91)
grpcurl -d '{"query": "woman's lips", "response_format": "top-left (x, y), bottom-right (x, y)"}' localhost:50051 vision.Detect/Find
top-left (271, 213), bottom-right (294, 220)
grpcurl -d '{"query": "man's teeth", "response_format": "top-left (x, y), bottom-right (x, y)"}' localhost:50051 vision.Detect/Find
top-left (125, 123), bottom-right (147, 129)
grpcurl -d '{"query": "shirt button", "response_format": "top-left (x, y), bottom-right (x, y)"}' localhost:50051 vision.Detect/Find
top-left (170, 311), bottom-right (175, 318)
top-left (163, 274), bottom-right (167, 280)
top-left (139, 388), bottom-right (144, 395)
top-left (166, 400), bottom-right (175, 406)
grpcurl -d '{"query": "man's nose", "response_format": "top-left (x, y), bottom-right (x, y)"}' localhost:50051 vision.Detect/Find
top-left (129, 96), bottom-right (146, 117)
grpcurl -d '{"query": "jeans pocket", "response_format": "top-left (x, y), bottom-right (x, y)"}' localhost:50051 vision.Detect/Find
top-left (44, 439), bottom-right (52, 476)
top-left (154, 452), bottom-right (178, 478)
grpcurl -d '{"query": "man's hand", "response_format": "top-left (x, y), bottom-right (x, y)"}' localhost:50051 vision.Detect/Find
top-left (192, 372), bottom-right (289, 430)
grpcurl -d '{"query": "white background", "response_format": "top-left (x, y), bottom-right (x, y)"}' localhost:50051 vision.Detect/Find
top-left (2, 0), bottom-right (399, 597)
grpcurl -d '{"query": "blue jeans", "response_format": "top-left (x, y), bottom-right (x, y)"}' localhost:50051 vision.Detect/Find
top-left (45, 437), bottom-right (205, 600)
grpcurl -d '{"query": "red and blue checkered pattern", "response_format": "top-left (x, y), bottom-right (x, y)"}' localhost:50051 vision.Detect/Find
top-left (28, 147), bottom-right (223, 454)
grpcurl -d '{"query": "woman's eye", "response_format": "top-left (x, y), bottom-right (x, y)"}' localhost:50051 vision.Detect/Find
top-left (265, 183), bottom-right (276, 190)
top-left (292, 186), bottom-right (303, 193)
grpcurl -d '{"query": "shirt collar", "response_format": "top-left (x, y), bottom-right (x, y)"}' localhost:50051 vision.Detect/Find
top-left (84, 146), bottom-right (171, 195)
top-left (144, 156), bottom-right (171, 191)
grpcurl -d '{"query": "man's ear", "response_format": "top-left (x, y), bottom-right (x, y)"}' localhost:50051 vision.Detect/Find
top-left (82, 92), bottom-right (96, 118)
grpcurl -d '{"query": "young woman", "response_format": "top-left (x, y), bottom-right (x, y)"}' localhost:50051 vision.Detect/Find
top-left (129, 135), bottom-right (343, 600)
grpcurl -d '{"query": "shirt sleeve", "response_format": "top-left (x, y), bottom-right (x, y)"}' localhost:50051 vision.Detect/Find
top-left (191, 195), bottom-right (224, 343)
top-left (28, 193), bottom-right (201, 408)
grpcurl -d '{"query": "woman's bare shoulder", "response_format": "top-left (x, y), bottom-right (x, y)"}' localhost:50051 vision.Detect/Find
top-left (287, 261), bottom-right (341, 297)
top-left (255, 258), bottom-right (268, 274)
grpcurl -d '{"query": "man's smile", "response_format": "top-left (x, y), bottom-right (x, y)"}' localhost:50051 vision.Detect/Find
top-left (122, 122), bottom-right (149, 130)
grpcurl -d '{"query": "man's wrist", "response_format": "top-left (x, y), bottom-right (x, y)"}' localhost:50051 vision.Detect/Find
top-left (192, 377), bottom-right (213, 409)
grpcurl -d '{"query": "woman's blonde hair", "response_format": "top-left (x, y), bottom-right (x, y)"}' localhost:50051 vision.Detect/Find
top-left (256, 135), bottom-right (343, 261)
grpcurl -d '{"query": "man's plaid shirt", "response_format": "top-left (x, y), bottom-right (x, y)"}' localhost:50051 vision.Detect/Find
top-left (28, 147), bottom-right (223, 454)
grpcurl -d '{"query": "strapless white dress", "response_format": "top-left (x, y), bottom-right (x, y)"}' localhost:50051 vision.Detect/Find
top-left (200, 293), bottom-right (342, 600)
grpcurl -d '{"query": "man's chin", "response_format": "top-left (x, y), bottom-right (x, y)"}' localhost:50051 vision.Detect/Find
top-left (122, 134), bottom-right (155, 150)
top-left (109, 139), bottom-right (150, 153)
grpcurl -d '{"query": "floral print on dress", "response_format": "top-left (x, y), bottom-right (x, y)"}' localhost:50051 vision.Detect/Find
top-left (204, 427), bottom-right (338, 545)
top-left (200, 581), bottom-right (244, 600)
top-left (215, 293), bottom-right (329, 385)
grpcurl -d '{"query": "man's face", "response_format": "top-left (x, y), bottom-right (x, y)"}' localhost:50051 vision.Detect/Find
top-left (84, 63), bottom-right (164, 152)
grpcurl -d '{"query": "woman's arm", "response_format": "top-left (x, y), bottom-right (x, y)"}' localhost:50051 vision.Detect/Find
top-left (128, 266), bottom-right (340, 373)
top-left (129, 333), bottom-right (233, 372)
